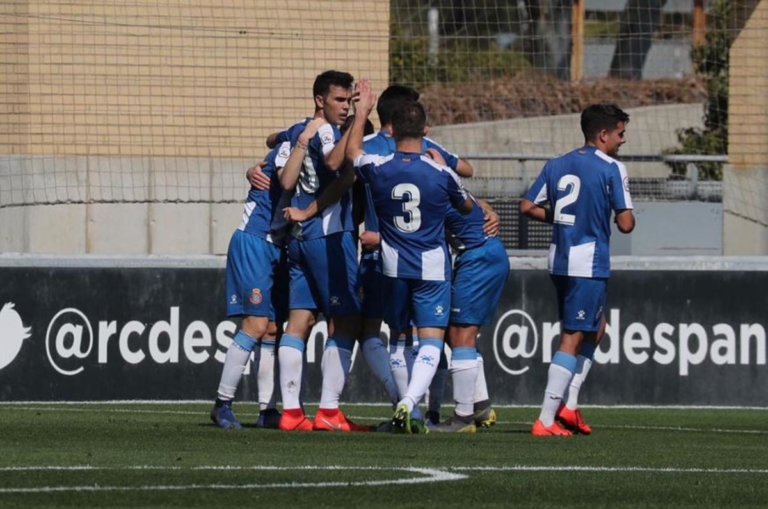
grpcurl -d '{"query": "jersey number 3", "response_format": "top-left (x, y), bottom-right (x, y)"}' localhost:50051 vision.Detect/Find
top-left (554, 175), bottom-right (581, 225)
top-left (392, 183), bottom-right (421, 232)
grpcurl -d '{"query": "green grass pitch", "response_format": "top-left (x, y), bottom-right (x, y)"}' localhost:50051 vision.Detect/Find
top-left (1, 403), bottom-right (767, 508)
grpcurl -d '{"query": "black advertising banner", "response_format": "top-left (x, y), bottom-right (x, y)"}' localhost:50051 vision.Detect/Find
top-left (0, 263), bottom-right (765, 405)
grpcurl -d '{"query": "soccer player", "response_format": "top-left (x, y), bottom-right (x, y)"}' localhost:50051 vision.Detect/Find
top-left (357, 84), bottom-right (477, 427)
top-left (521, 104), bottom-right (635, 436)
top-left (210, 140), bottom-right (294, 430)
top-left (426, 165), bottom-right (508, 433)
top-left (276, 70), bottom-right (368, 432)
top-left (349, 82), bottom-right (473, 434)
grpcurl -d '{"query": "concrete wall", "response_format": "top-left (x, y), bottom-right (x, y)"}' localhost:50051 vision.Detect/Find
top-left (428, 103), bottom-right (706, 180)
top-left (723, 1), bottom-right (768, 254)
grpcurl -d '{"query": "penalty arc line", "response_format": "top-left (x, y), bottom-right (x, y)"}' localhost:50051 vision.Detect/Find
top-left (0, 467), bottom-right (467, 494)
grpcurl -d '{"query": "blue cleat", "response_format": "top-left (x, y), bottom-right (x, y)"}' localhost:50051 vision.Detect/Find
top-left (210, 401), bottom-right (243, 430)
top-left (257, 408), bottom-right (281, 429)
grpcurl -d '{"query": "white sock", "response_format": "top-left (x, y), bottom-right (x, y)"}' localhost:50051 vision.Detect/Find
top-left (450, 347), bottom-right (478, 417)
top-left (319, 338), bottom-right (353, 410)
top-left (400, 339), bottom-right (443, 413)
top-left (257, 340), bottom-right (278, 411)
top-left (474, 352), bottom-right (490, 403)
top-left (538, 363), bottom-right (575, 426)
top-left (278, 335), bottom-right (305, 410)
top-left (362, 335), bottom-right (398, 405)
top-left (428, 348), bottom-right (449, 414)
top-left (217, 342), bottom-right (252, 400)
top-left (390, 339), bottom-right (409, 402)
top-left (565, 355), bottom-right (593, 410)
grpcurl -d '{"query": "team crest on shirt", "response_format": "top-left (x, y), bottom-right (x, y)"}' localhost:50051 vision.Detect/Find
top-left (623, 176), bottom-right (630, 192)
top-left (321, 132), bottom-right (334, 145)
top-left (435, 305), bottom-right (444, 316)
top-left (249, 288), bottom-right (263, 305)
top-left (576, 310), bottom-right (586, 321)
top-left (278, 145), bottom-right (290, 159)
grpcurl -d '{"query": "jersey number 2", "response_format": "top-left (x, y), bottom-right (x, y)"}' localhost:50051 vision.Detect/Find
top-left (554, 175), bottom-right (580, 225)
top-left (392, 183), bottom-right (421, 232)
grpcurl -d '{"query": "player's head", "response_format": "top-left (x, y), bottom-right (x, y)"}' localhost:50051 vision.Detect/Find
top-left (377, 85), bottom-right (420, 127)
top-left (340, 115), bottom-right (375, 136)
top-left (313, 70), bottom-right (354, 126)
top-left (581, 104), bottom-right (630, 157)
top-left (391, 101), bottom-right (427, 142)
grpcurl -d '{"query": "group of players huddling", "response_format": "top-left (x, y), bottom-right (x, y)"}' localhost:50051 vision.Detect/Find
top-left (210, 70), bottom-right (635, 436)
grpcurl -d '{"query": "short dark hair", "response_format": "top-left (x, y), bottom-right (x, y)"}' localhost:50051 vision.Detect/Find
top-left (312, 70), bottom-right (354, 99)
top-left (377, 85), bottom-right (420, 125)
top-left (580, 104), bottom-right (630, 142)
top-left (391, 101), bottom-right (426, 141)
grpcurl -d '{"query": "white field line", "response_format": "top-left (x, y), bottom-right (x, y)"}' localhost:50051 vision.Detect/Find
top-left (0, 467), bottom-right (466, 494)
top-left (453, 466), bottom-right (768, 474)
top-left (0, 464), bottom-right (766, 495)
top-left (2, 401), bottom-right (768, 411)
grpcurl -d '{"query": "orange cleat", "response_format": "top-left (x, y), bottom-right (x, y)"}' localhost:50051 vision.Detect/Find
top-left (556, 405), bottom-right (592, 435)
top-left (313, 408), bottom-right (371, 432)
top-left (278, 409), bottom-right (313, 431)
top-left (531, 419), bottom-right (572, 436)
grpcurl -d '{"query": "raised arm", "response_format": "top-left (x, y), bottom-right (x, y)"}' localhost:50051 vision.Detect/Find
top-left (278, 117), bottom-right (326, 191)
top-left (346, 79), bottom-right (376, 163)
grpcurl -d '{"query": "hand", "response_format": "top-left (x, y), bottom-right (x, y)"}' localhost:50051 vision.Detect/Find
top-left (300, 117), bottom-right (327, 144)
top-left (482, 209), bottom-right (500, 236)
top-left (354, 79), bottom-right (376, 118)
top-left (360, 230), bottom-right (381, 250)
top-left (425, 148), bottom-right (446, 166)
top-left (283, 207), bottom-right (310, 223)
top-left (246, 161), bottom-right (270, 190)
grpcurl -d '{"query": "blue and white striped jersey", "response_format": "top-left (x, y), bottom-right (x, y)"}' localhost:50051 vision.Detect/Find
top-left (525, 146), bottom-right (633, 278)
top-left (238, 142), bottom-right (292, 246)
top-left (361, 130), bottom-right (460, 233)
top-left (354, 151), bottom-right (468, 281)
top-left (445, 195), bottom-right (489, 251)
top-left (274, 118), bottom-right (311, 147)
top-left (290, 123), bottom-right (354, 240)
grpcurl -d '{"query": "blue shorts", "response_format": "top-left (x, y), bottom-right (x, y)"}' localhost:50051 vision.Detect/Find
top-left (225, 229), bottom-right (283, 320)
top-left (450, 237), bottom-right (509, 326)
top-left (550, 275), bottom-right (607, 332)
top-left (358, 250), bottom-right (385, 321)
top-left (287, 231), bottom-right (361, 316)
top-left (384, 277), bottom-right (451, 331)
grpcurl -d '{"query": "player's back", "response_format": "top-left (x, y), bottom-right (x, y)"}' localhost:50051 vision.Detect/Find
top-left (445, 196), bottom-right (488, 251)
top-left (238, 142), bottom-right (291, 245)
top-left (529, 146), bottom-right (631, 278)
top-left (356, 151), bottom-right (466, 281)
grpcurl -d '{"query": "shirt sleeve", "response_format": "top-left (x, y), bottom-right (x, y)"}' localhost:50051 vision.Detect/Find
top-left (609, 161), bottom-right (634, 210)
top-left (274, 141), bottom-right (291, 168)
top-left (316, 123), bottom-right (339, 157)
top-left (444, 167), bottom-right (468, 209)
top-left (352, 153), bottom-right (379, 183)
top-left (424, 137), bottom-right (460, 171)
top-left (524, 164), bottom-right (550, 205)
